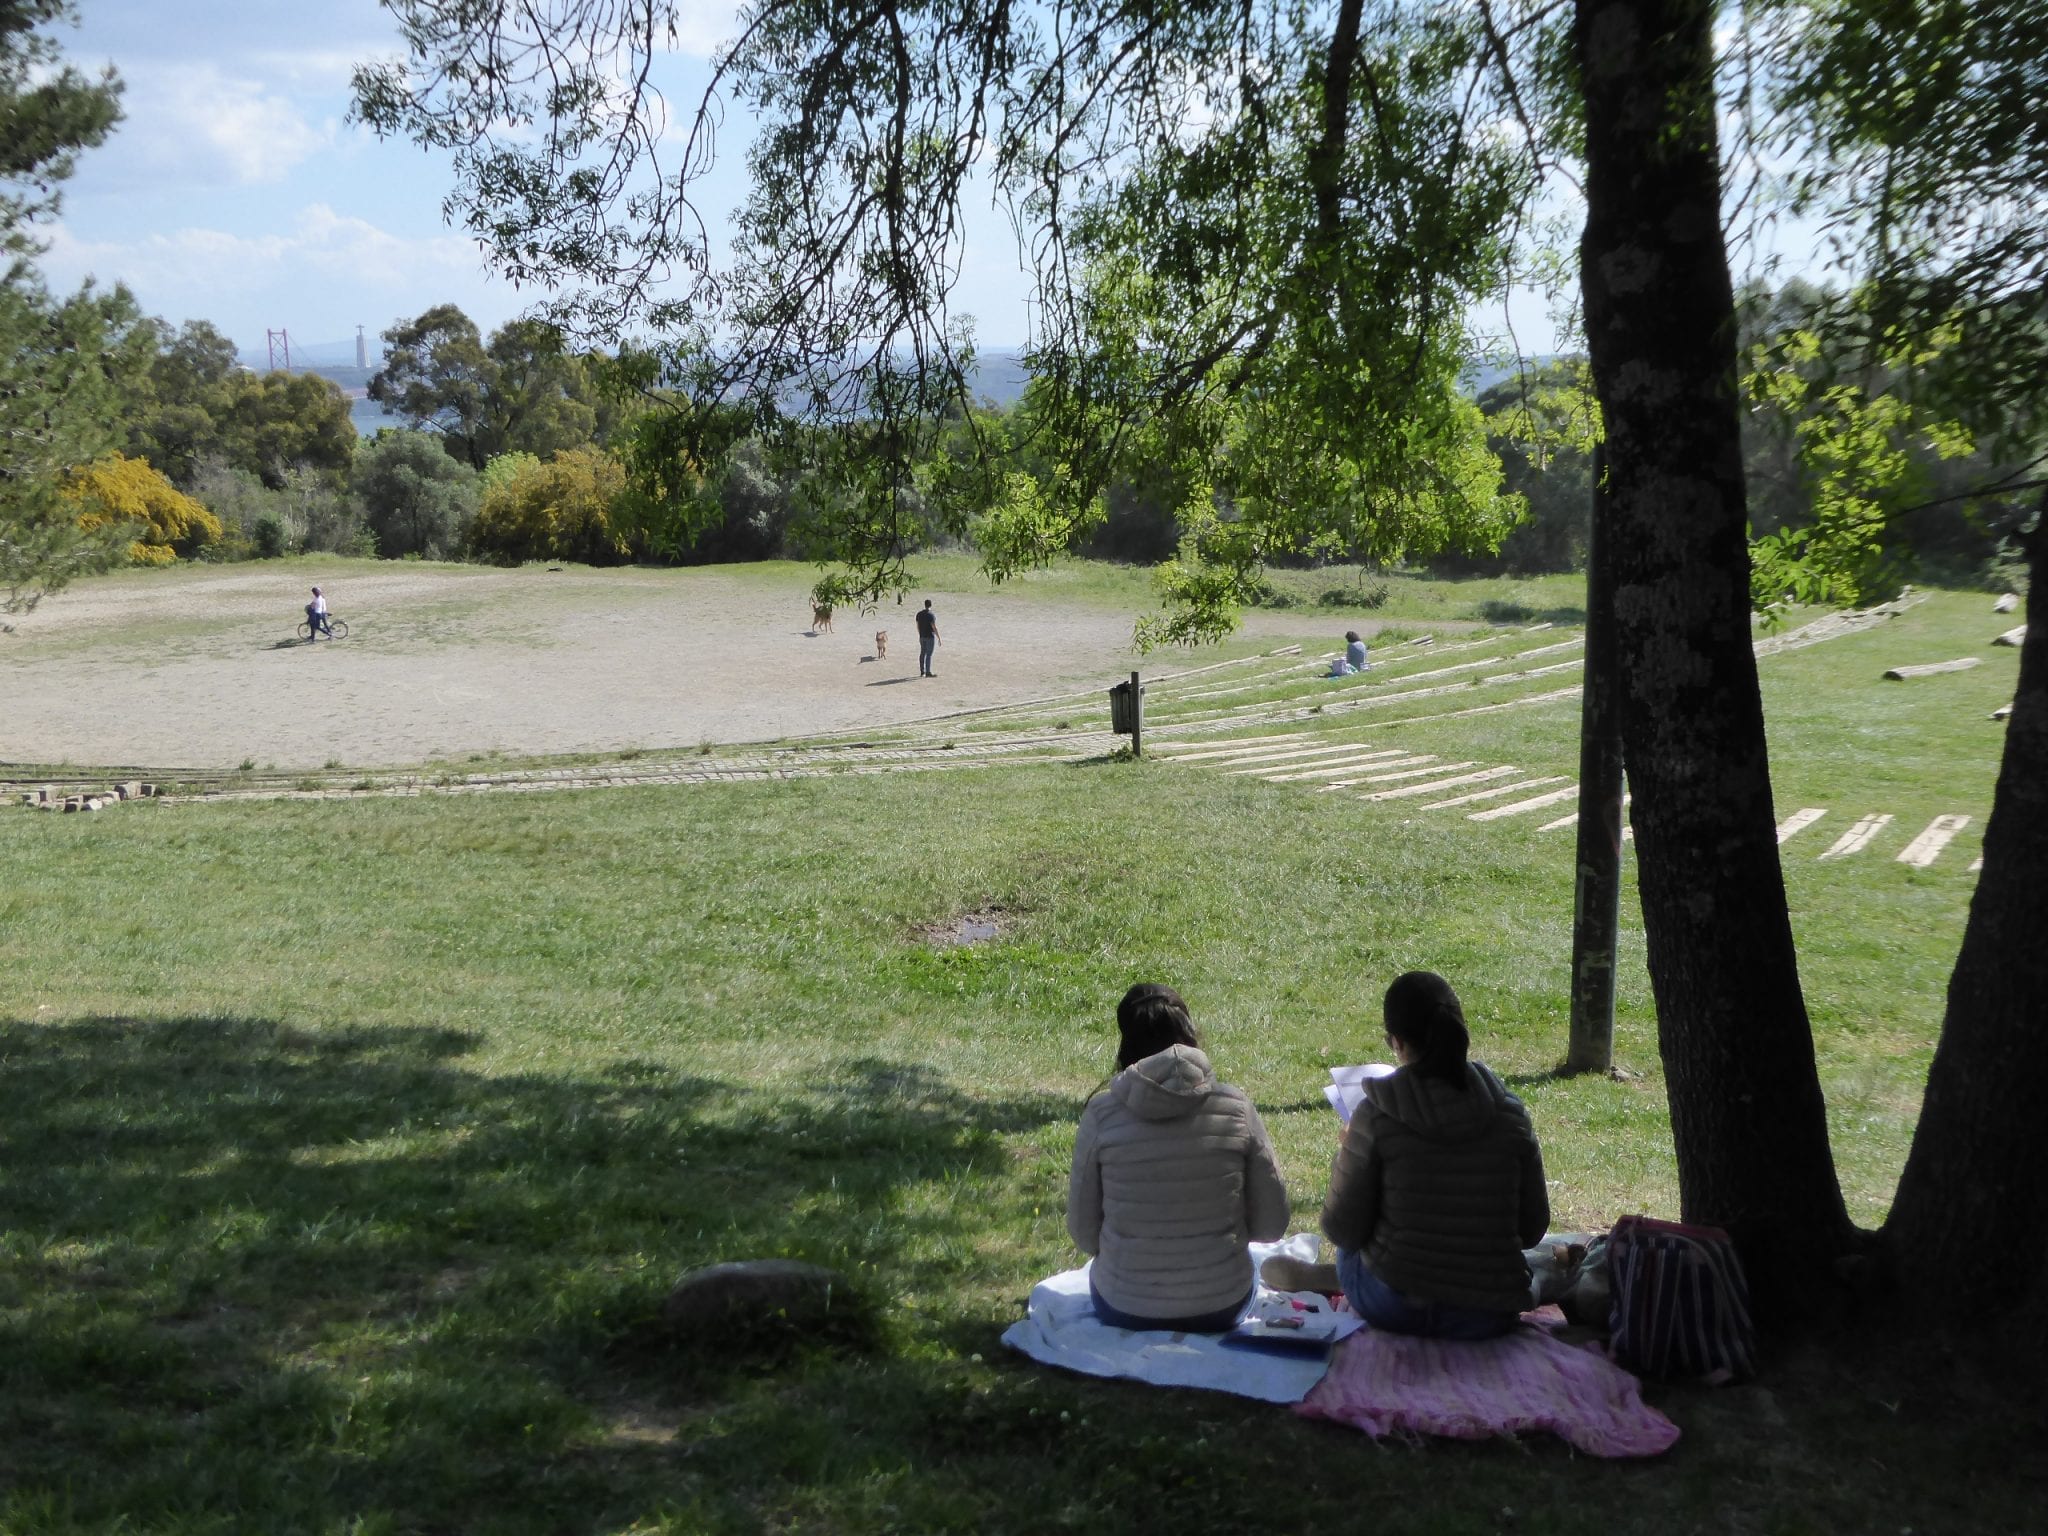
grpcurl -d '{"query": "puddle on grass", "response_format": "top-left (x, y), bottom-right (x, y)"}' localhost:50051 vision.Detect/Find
top-left (921, 910), bottom-right (1008, 948)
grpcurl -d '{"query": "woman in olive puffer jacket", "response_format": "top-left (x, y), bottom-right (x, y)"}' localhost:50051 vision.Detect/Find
top-left (1319, 971), bottom-right (1551, 1340)
top-left (1067, 984), bottom-right (1290, 1331)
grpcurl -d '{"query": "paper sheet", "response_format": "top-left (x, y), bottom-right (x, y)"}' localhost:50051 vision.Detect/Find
top-left (1322, 1062), bottom-right (1395, 1123)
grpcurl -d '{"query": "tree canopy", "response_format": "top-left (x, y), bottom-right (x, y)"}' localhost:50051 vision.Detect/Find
top-left (0, 0), bottom-right (120, 258)
top-left (350, 427), bottom-right (479, 559)
top-left (0, 0), bottom-right (134, 624)
top-left (369, 304), bottom-right (605, 471)
top-left (353, 0), bottom-right (1535, 627)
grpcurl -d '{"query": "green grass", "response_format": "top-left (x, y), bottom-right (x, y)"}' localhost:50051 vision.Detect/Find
top-left (0, 584), bottom-right (2036, 1533)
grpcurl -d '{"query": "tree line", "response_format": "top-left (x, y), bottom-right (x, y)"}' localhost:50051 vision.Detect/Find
top-left (10, 280), bottom-right (2032, 606)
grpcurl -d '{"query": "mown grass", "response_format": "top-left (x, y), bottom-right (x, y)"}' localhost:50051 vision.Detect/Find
top-left (0, 585), bottom-right (2036, 1533)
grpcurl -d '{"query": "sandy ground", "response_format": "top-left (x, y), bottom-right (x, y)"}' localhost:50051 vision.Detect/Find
top-left (2, 562), bottom-right (1306, 771)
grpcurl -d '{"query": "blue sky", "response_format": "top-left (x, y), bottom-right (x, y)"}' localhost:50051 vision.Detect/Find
top-left (39, 0), bottom-right (1046, 361)
top-left (44, 4), bottom-right (1831, 368)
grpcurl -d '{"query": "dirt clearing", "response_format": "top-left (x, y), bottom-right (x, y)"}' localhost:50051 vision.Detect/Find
top-left (2, 561), bottom-right (1300, 772)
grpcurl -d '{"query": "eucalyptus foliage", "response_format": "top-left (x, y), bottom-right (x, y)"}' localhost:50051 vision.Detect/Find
top-left (1767, 0), bottom-right (2048, 455)
top-left (354, 0), bottom-right (1536, 637)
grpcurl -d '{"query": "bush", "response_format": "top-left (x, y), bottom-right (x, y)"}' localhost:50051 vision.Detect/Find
top-left (470, 447), bottom-right (629, 565)
top-left (60, 453), bottom-right (223, 564)
top-left (1320, 579), bottom-right (1389, 609)
top-left (183, 457), bottom-right (365, 559)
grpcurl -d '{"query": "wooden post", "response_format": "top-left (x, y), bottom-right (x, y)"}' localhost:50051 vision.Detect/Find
top-left (1569, 444), bottom-right (1622, 1074)
top-left (1130, 670), bottom-right (1143, 757)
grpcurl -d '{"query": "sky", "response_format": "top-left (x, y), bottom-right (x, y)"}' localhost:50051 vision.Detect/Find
top-left (39, 3), bottom-right (1828, 370)
top-left (37, 0), bottom-right (1048, 363)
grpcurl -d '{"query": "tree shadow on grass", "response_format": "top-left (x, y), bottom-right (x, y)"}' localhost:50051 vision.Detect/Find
top-left (0, 1015), bottom-right (1073, 1534)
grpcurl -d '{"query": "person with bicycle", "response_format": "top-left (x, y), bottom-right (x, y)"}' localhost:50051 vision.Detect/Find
top-left (305, 586), bottom-right (332, 642)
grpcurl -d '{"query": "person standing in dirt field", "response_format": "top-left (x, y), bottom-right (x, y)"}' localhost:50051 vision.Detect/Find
top-left (915, 599), bottom-right (939, 676)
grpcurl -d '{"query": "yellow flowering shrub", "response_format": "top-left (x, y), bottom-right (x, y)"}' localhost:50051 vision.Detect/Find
top-left (62, 453), bottom-right (224, 564)
top-left (469, 447), bottom-right (629, 565)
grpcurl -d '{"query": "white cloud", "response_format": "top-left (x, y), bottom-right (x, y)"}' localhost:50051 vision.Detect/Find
top-left (148, 64), bottom-right (334, 185)
top-left (47, 203), bottom-right (475, 289)
top-left (38, 205), bottom-right (517, 345)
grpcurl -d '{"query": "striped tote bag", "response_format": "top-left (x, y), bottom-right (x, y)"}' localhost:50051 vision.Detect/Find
top-left (1606, 1215), bottom-right (1758, 1384)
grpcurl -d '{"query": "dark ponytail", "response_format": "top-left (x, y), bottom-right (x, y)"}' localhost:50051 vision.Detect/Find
top-left (1115, 983), bottom-right (1201, 1068)
top-left (1383, 971), bottom-right (1470, 1088)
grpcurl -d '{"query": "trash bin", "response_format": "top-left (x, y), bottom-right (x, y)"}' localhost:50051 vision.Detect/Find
top-left (1108, 679), bottom-right (1134, 734)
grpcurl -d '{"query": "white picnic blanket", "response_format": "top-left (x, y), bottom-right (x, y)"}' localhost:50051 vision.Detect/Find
top-left (1000, 1235), bottom-right (1363, 1404)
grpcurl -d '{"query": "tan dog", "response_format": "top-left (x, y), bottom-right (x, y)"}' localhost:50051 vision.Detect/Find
top-left (875, 630), bottom-right (888, 660)
top-left (810, 600), bottom-right (834, 633)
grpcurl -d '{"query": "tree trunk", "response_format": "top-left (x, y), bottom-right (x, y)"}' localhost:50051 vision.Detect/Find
top-left (1575, 0), bottom-right (1854, 1316)
top-left (1568, 444), bottom-right (1622, 1073)
top-left (1884, 497), bottom-right (2048, 1323)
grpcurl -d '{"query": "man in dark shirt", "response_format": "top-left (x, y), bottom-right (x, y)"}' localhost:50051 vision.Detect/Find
top-left (915, 599), bottom-right (939, 676)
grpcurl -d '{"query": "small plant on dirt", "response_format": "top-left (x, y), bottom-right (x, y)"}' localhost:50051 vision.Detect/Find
top-left (323, 758), bottom-right (342, 770)
top-left (237, 759), bottom-right (255, 773)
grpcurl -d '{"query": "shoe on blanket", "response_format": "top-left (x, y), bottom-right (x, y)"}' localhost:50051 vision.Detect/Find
top-left (1261, 1255), bottom-right (1342, 1296)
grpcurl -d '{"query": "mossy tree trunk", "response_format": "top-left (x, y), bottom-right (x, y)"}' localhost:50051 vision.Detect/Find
top-left (1574, 0), bottom-right (1856, 1317)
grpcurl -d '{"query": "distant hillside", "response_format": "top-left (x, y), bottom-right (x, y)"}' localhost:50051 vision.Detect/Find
top-left (1465, 356), bottom-right (1571, 396)
top-left (242, 350), bottom-right (1565, 424)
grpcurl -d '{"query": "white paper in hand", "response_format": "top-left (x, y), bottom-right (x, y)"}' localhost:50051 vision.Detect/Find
top-left (1323, 1062), bottom-right (1396, 1124)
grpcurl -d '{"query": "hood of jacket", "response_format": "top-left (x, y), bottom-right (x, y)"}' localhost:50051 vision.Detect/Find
top-left (1362, 1060), bottom-right (1512, 1143)
top-left (1112, 1045), bottom-right (1218, 1121)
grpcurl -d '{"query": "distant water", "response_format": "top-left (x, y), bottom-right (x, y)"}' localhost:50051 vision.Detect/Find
top-left (350, 396), bottom-right (408, 436)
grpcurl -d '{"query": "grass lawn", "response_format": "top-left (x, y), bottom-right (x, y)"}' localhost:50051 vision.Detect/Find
top-left (0, 582), bottom-right (2036, 1533)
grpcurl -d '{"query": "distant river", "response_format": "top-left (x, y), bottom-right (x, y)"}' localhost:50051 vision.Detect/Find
top-left (349, 395), bottom-right (409, 437)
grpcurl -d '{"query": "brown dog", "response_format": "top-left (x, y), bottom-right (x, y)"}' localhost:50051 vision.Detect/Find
top-left (875, 630), bottom-right (888, 660)
top-left (810, 600), bottom-right (834, 633)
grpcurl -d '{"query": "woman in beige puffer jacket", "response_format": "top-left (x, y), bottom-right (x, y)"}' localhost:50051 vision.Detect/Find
top-left (1067, 984), bottom-right (1290, 1331)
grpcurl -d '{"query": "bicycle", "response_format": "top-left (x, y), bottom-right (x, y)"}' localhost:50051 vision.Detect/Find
top-left (296, 616), bottom-right (350, 642)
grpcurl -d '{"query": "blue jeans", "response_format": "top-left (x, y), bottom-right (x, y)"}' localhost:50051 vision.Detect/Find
top-left (918, 633), bottom-right (936, 674)
top-left (1337, 1249), bottom-right (1519, 1340)
top-left (1089, 1276), bottom-right (1253, 1334)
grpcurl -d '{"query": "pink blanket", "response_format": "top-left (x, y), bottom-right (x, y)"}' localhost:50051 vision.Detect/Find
top-left (1296, 1318), bottom-right (1680, 1458)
